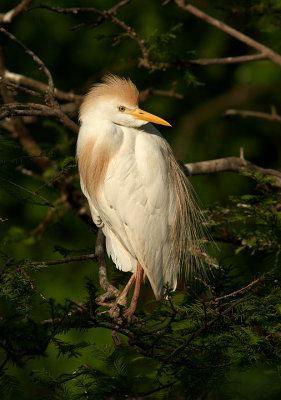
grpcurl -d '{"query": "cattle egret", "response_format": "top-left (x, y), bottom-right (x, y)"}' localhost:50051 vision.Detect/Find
top-left (77, 74), bottom-right (206, 320)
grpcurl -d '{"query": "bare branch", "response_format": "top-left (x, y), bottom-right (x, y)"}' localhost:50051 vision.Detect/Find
top-left (215, 276), bottom-right (264, 302)
top-left (3, 70), bottom-right (83, 102)
top-left (0, 0), bottom-right (34, 24)
top-left (185, 156), bottom-right (281, 187)
top-left (95, 228), bottom-right (121, 302)
top-left (34, 4), bottom-right (151, 68)
top-left (225, 108), bottom-right (281, 124)
top-left (139, 86), bottom-right (183, 102)
top-left (1, 78), bottom-right (44, 98)
top-left (189, 53), bottom-right (267, 65)
top-left (0, 102), bottom-right (79, 133)
top-left (108, 0), bottom-right (132, 15)
top-left (26, 254), bottom-right (96, 266)
top-left (3, 71), bottom-right (182, 116)
top-left (174, 0), bottom-right (281, 68)
top-left (55, 109), bottom-right (79, 134)
top-left (0, 26), bottom-right (55, 103)
top-left (174, 84), bottom-right (263, 158)
top-left (0, 176), bottom-right (53, 206)
top-left (68, 0), bottom-right (133, 31)
top-left (0, 46), bottom-right (52, 171)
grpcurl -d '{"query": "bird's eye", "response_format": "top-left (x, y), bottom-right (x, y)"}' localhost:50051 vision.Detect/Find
top-left (119, 106), bottom-right (126, 112)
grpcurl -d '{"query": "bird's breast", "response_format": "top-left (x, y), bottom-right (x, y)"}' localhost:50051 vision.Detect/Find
top-left (77, 122), bottom-right (124, 200)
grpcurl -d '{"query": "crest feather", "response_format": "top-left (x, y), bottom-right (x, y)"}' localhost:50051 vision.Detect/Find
top-left (80, 74), bottom-right (139, 118)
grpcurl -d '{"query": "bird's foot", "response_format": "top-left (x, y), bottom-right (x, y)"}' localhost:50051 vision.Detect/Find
top-left (96, 293), bottom-right (128, 320)
top-left (96, 299), bottom-right (137, 322)
top-left (96, 299), bottom-right (134, 346)
top-left (122, 302), bottom-right (137, 323)
top-left (111, 330), bottom-right (122, 346)
top-left (96, 300), bottom-right (121, 319)
top-left (95, 288), bottom-right (120, 304)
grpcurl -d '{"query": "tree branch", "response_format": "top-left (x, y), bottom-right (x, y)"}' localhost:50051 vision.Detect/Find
top-left (2, 70), bottom-right (83, 102)
top-left (189, 53), bottom-right (267, 65)
top-left (94, 229), bottom-right (120, 302)
top-left (164, 285), bottom-right (261, 363)
top-left (225, 108), bottom-right (281, 124)
top-left (0, 102), bottom-right (79, 133)
top-left (0, 44), bottom-right (52, 170)
top-left (174, 0), bottom-right (281, 68)
top-left (0, 176), bottom-right (53, 206)
top-left (0, 0), bottom-right (34, 24)
top-left (108, 0), bottom-right (132, 15)
top-left (174, 84), bottom-right (262, 158)
top-left (185, 156), bottom-right (281, 188)
top-left (139, 85), bottom-right (183, 101)
top-left (0, 26), bottom-right (55, 103)
top-left (26, 254), bottom-right (97, 266)
top-left (215, 276), bottom-right (264, 302)
top-left (34, 4), bottom-right (151, 68)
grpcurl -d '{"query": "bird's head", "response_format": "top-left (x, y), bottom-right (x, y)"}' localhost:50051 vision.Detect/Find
top-left (79, 74), bottom-right (171, 129)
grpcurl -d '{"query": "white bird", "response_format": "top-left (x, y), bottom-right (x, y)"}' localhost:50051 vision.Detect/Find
top-left (77, 74), bottom-right (206, 319)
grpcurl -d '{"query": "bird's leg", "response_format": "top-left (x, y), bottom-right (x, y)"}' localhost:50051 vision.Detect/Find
top-left (96, 273), bottom-right (136, 331)
top-left (108, 274), bottom-right (136, 345)
top-left (116, 273), bottom-right (135, 306)
top-left (123, 261), bottom-right (144, 322)
top-left (98, 265), bottom-right (142, 345)
top-left (96, 273), bottom-right (135, 307)
top-left (109, 274), bottom-right (135, 346)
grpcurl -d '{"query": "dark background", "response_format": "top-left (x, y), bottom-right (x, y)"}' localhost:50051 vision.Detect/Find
top-left (1, 1), bottom-right (281, 399)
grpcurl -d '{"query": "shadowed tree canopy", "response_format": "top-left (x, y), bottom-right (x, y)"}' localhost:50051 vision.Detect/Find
top-left (0, 1), bottom-right (281, 399)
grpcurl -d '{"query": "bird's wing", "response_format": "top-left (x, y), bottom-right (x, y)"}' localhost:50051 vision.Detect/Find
top-left (100, 126), bottom-right (177, 298)
top-left (79, 175), bottom-right (104, 228)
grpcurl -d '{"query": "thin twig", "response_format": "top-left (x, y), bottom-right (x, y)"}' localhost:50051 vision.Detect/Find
top-left (3, 70), bottom-right (83, 102)
top-left (174, 0), bottom-right (281, 68)
top-left (34, 4), bottom-right (151, 68)
top-left (225, 108), bottom-right (281, 124)
top-left (0, 176), bottom-right (53, 206)
top-left (0, 26), bottom-right (55, 103)
top-left (26, 254), bottom-right (97, 266)
top-left (0, 0), bottom-right (34, 24)
top-left (139, 87), bottom-right (183, 102)
top-left (215, 276), bottom-right (264, 301)
top-left (42, 307), bottom-right (134, 339)
top-left (185, 156), bottom-right (281, 188)
top-left (189, 53), bottom-right (267, 65)
top-left (1, 79), bottom-right (44, 98)
top-left (66, 298), bottom-right (87, 311)
top-left (68, 0), bottom-right (133, 31)
top-left (164, 286), bottom-right (261, 363)
top-left (95, 229), bottom-right (121, 302)
top-left (0, 102), bottom-right (79, 133)
top-left (0, 44), bottom-right (52, 171)
top-left (138, 382), bottom-right (175, 397)
top-left (17, 266), bottom-right (46, 300)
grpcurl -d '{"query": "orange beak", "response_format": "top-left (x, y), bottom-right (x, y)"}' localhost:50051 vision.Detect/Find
top-left (127, 108), bottom-right (172, 127)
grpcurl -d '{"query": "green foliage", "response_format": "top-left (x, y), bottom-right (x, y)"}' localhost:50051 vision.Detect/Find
top-left (146, 23), bottom-right (183, 69)
top-left (209, 172), bottom-right (281, 257)
top-left (1, 263), bottom-right (281, 399)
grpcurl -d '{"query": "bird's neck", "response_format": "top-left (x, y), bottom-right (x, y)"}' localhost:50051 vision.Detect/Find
top-left (76, 120), bottom-right (124, 199)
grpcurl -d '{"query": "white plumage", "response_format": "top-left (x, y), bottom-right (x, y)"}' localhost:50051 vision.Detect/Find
top-left (77, 75), bottom-right (205, 306)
